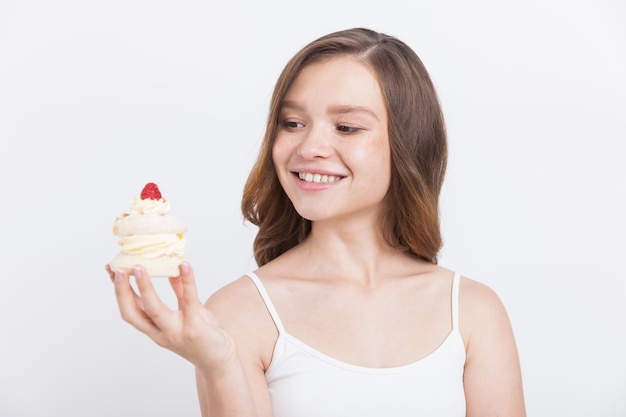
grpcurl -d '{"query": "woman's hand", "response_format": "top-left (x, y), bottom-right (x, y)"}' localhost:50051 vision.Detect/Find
top-left (106, 262), bottom-right (237, 374)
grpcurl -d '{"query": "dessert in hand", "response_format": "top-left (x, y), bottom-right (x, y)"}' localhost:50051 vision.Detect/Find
top-left (110, 182), bottom-right (187, 277)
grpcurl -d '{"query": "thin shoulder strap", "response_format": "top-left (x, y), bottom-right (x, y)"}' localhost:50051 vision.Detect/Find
top-left (246, 271), bottom-right (285, 334)
top-left (451, 271), bottom-right (461, 330)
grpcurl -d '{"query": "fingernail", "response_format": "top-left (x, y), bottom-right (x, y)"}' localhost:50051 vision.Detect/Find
top-left (133, 266), bottom-right (143, 280)
top-left (180, 262), bottom-right (190, 274)
top-left (114, 269), bottom-right (123, 283)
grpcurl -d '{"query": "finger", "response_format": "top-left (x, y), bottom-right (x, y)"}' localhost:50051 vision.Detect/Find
top-left (112, 267), bottom-right (160, 335)
top-left (112, 267), bottom-right (133, 306)
top-left (178, 262), bottom-right (201, 311)
top-left (105, 264), bottom-right (115, 283)
top-left (168, 275), bottom-right (184, 310)
top-left (110, 267), bottom-right (148, 311)
top-left (108, 264), bottom-right (149, 316)
top-left (132, 264), bottom-right (172, 324)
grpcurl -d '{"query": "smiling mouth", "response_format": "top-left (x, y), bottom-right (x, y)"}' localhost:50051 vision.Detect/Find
top-left (297, 172), bottom-right (342, 183)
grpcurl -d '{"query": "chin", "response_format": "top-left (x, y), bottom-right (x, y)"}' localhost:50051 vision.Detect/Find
top-left (293, 209), bottom-right (326, 222)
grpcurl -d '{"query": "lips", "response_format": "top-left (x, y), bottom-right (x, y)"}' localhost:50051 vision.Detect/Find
top-left (297, 172), bottom-right (342, 183)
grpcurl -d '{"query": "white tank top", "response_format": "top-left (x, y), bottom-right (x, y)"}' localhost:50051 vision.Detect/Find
top-left (246, 271), bottom-right (467, 417)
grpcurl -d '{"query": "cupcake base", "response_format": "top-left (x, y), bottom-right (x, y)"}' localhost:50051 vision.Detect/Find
top-left (110, 253), bottom-right (185, 278)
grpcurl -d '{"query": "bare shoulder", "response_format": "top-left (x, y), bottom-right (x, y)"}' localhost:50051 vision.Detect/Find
top-left (458, 276), bottom-right (527, 416)
top-left (201, 277), bottom-right (277, 416)
top-left (459, 276), bottom-right (510, 329)
top-left (205, 275), bottom-right (262, 316)
top-left (205, 275), bottom-right (277, 369)
top-left (459, 275), bottom-right (503, 301)
top-left (459, 277), bottom-right (515, 348)
top-left (458, 275), bottom-right (520, 354)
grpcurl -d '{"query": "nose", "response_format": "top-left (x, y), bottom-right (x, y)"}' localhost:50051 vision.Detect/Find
top-left (296, 125), bottom-right (332, 160)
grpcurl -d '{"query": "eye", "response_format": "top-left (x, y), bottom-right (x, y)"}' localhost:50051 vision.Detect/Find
top-left (336, 124), bottom-right (361, 134)
top-left (280, 120), bottom-right (304, 130)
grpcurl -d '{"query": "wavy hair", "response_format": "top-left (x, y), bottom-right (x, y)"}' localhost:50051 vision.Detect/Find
top-left (242, 28), bottom-right (447, 266)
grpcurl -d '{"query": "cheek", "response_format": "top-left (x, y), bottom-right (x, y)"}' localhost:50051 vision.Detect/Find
top-left (347, 148), bottom-right (392, 193)
top-left (377, 137), bottom-right (392, 179)
top-left (374, 155), bottom-right (392, 191)
top-left (271, 134), bottom-right (295, 164)
top-left (271, 137), bottom-right (293, 185)
top-left (366, 142), bottom-right (392, 191)
top-left (271, 137), bottom-right (286, 166)
top-left (352, 139), bottom-right (391, 176)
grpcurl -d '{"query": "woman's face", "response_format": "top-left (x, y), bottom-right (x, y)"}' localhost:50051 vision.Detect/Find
top-left (272, 56), bottom-right (391, 226)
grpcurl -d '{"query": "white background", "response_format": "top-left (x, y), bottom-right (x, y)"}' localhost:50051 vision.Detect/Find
top-left (1, 0), bottom-right (625, 416)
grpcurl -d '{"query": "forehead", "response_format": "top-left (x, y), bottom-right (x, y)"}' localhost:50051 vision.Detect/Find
top-left (283, 56), bottom-right (386, 113)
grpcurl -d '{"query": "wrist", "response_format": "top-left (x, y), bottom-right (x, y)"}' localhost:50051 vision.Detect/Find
top-left (196, 340), bottom-right (242, 380)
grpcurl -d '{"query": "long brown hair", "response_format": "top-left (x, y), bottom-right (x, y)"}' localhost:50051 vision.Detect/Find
top-left (242, 28), bottom-right (447, 266)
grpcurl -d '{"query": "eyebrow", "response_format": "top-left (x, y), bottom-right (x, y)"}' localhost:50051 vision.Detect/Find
top-left (280, 100), bottom-right (380, 121)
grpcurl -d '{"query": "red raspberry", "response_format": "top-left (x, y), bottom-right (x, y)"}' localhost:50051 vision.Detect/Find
top-left (140, 182), bottom-right (162, 200)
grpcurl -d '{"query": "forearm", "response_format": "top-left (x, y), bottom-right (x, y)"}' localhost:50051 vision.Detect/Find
top-left (196, 361), bottom-right (259, 417)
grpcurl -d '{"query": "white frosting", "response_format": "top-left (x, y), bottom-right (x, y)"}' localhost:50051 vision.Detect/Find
top-left (130, 196), bottom-right (171, 214)
top-left (113, 194), bottom-right (186, 259)
top-left (117, 233), bottom-right (186, 258)
top-left (113, 213), bottom-right (187, 235)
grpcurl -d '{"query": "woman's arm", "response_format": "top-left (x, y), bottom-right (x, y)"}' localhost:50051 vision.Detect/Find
top-left (460, 277), bottom-right (527, 417)
top-left (195, 359), bottom-right (260, 417)
top-left (107, 263), bottom-right (268, 417)
top-left (197, 277), bottom-right (277, 417)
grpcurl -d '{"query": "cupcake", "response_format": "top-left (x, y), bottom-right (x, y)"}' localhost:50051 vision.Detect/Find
top-left (110, 182), bottom-right (187, 277)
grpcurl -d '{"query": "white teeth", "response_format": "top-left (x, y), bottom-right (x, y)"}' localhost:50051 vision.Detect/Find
top-left (298, 172), bottom-right (340, 183)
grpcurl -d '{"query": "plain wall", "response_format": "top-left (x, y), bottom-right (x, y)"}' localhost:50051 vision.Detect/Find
top-left (1, 0), bottom-right (624, 416)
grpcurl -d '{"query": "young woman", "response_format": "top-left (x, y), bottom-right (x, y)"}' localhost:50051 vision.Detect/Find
top-left (108, 27), bottom-right (526, 417)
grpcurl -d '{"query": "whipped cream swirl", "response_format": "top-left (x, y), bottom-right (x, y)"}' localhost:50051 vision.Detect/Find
top-left (114, 195), bottom-right (186, 258)
top-left (130, 196), bottom-right (171, 215)
top-left (118, 233), bottom-right (186, 258)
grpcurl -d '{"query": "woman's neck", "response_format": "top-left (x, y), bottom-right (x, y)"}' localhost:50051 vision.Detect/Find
top-left (290, 221), bottom-right (423, 287)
